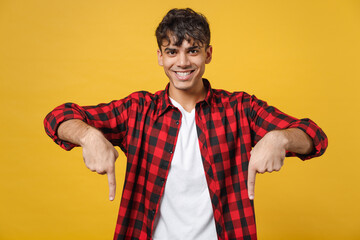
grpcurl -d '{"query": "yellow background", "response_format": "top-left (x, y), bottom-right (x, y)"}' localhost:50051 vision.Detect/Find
top-left (0, 0), bottom-right (359, 239)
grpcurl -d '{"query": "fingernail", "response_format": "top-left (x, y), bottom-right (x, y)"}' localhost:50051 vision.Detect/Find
top-left (109, 197), bottom-right (114, 201)
top-left (249, 195), bottom-right (254, 200)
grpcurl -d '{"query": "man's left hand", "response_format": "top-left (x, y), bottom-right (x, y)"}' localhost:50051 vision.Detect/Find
top-left (247, 130), bottom-right (287, 200)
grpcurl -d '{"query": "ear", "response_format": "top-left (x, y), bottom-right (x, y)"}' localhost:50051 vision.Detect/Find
top-left (205, 45), bottom-right (213, 64)
top-left (157, 49), bottom-right (164, 66)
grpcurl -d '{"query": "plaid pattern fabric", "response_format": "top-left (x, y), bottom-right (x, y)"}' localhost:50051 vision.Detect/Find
top-left (44, 79), bottom-right (328, 240)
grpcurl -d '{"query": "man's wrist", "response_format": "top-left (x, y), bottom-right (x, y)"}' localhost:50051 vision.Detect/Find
top-left (79, 125), bottom-right (103, 147)
top-left (269, 130), bottom-right (290, 151)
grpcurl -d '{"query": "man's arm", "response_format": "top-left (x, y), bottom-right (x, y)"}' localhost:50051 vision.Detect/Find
top-left (58, 119), bottom-right (119, 201)
top-left (247, 128), bottom-right (313, 200)
top-left (242, 93), bottom-right (327, 200)
top-left (44, 99), bottom-right (134, 200)
top-left (44, 101), bottom-right (129, 152)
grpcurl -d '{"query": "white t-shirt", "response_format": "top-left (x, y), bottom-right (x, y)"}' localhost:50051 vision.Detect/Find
top-left (152, 98), bottom-right (217, 240)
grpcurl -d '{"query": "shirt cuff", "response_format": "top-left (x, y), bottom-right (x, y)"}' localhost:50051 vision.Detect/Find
top-left (44, 103), bottom-right (88, 151)
top-left (285, 118), bottom-right (328, 160)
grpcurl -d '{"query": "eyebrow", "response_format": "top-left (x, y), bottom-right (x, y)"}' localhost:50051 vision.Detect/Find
top-left (187, 46), bottom-right (200, 50)
top-left (164, 47), bottom-right (176, 52)
top-left (163, 46), bottom-right (200, 52)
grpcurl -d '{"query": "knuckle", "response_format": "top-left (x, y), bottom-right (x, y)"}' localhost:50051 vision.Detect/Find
top-left (96, 168), bottom-right (106, 174)
top-left (248, 162), bottom-right (256, 170)
top-left (86, 164), bottom-right (96, 172)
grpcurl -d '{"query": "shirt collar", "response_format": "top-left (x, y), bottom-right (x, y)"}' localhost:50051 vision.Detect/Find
top-left (155, 78), bottom-right (213, 119)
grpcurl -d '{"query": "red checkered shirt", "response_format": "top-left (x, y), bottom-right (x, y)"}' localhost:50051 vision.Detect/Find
top-left (44, 79), bottom-right (328, 240)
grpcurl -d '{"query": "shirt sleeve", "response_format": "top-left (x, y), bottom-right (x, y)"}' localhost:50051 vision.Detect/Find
top-left (244, 93), bottom-right (328, 160)
top-left (43, 98), bottom-right (132, 153)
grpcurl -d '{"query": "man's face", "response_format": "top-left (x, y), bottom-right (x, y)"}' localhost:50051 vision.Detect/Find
top-left (157, 37), bottom-right (212, 95)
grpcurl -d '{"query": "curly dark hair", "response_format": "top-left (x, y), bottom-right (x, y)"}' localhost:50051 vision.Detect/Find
top-left (155, 8), bottom-right (211, 50)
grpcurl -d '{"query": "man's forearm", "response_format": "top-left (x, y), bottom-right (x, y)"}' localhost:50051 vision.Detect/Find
top-left (57, 119), bottom-right (101, 147)
top-left (247, 127), bottom-right (315, 199)
top-left (57, 119), bottom-right (118, 201)
top-left (276, 128), bottom-right (314, 155)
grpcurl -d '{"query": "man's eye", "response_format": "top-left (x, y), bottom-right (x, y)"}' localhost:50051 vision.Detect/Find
top-left (189, 49), bottom-right (198, 54)
top-left (167, 50), bottom-right (176, 55)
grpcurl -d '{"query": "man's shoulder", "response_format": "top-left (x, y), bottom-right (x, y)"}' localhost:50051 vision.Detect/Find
top-left (212, 88), bottom-right (252, 103)
top-left (122, 89), bottom-right (164, 105)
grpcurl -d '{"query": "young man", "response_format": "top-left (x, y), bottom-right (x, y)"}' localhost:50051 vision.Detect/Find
top-left (44, 8), bottom-right (327, 240)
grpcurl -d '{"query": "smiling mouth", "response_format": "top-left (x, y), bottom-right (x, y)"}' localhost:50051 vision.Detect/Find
top-left (175, 70), bottom-right (194, 76)
top-left (173, 70), bottom-right (195, 80)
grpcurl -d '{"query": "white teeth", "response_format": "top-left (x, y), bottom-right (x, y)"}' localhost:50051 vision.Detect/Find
top-left (176, 71), bottom-right (191, 76)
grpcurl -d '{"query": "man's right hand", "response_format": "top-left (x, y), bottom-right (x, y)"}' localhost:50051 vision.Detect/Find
top-left (81, 128), bottom-right (119, 201)
top-left (58, 119), bottom-right (119, 201)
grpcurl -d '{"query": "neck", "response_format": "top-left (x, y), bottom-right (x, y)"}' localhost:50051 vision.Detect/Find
top-left (169, 82), bottom-right (206, 113)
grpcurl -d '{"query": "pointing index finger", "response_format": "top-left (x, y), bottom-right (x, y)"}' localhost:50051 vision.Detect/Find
top-left (107, 167), bottom-right (116, 201)
top-left (247, 167), bottom-right (256, 200)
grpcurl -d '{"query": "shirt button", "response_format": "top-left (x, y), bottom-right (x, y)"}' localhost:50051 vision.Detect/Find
top-left (161, 178), bottom-right (165, 184)
top-left (176, 121), bottom-right (179, 125)
top-left (169, 150), bottom-right (173, 154)
top-left (152, 209), bottom-right (156, 215)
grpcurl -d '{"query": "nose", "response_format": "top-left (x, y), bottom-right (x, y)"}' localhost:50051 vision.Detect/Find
top-left (176, 52), bottom-right (190, 68)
